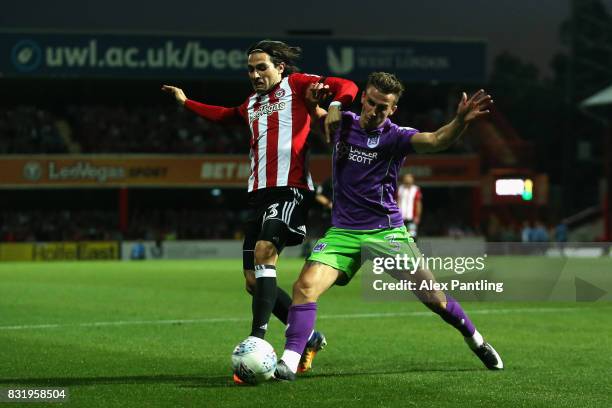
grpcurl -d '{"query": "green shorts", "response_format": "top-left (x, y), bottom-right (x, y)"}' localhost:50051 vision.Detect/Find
top-left (308, 226), bottom-right (420, 284)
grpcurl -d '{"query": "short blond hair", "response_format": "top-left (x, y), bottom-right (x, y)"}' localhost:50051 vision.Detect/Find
top-left (366, 72), bottom-right (404, 101)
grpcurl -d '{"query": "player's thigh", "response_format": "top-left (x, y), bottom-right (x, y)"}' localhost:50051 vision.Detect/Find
top-left (412, 267), bottom-right (446, 306)
top-left (293, 261), bottom-right (343, 303)
top-left (257, 190), bottom-right (310, 253)
top-left (395, 228), bottom-right (444, 303)
top-left (365, 227), bottom-right (441, 303)
top-left (258, 218), bottom-right (289, 255)
top-left (382, 228), bottom-right (444, 305)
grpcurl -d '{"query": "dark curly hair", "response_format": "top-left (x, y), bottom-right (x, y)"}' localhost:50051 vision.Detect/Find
top-left (246, 40), bottom-right (302, 76)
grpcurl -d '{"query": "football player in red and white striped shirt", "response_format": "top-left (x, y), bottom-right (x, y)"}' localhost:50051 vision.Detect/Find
top-left (397, 173), bottom-right (422, 241)
top-left (162, 40), bottom-right (357, 375)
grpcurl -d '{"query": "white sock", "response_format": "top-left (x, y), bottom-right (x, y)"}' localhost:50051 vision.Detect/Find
top-left (281, 350), bottom-right (301, 374)
top-left (465, 329), bottom-right (485, 349)
top-left (254, 264), bottom-right (277, 278)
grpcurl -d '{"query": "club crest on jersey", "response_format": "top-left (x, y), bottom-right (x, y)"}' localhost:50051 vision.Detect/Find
top-left (274, 89), bottom-right (286, 98)
top-left (367, 135), bottom-right (380, 148)
top-left (312, 243), bottom-right (327, 253)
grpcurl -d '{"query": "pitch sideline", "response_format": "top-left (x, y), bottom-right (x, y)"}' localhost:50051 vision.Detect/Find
top-left (0, 307), bottom-right (590, 331)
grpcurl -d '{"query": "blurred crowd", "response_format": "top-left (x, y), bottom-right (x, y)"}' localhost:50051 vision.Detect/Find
top-left (0, 105), bottom-right (251, 154)
top-left (0, 204), bottom-right (487, 243)
top-left (0, 101), bottom-right (472, 155)
top-left (0, 209), bottom-right (245, 242)
top-left (0, 106), bottom-right (66, 154)
top-left (1, 210), bottom-right (119, 242)
top-left (485, 215), bottom-right (568, 243)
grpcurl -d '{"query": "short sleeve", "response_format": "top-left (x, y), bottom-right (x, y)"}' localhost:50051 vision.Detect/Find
top-left (395, 126), bottom-right (419, 155)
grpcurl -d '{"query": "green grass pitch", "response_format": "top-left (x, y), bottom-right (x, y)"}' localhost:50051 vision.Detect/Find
top-left (0, 258), bottom-right (610, 407)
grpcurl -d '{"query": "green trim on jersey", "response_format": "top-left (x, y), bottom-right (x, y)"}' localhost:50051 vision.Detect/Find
top-left (308, 226), bottom-right (420, 284)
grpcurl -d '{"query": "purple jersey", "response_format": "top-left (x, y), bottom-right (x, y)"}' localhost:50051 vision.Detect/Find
top-left (331, 111), bottom-right (418, 230)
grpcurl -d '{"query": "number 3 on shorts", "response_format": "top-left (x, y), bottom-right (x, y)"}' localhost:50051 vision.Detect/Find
top-left (264, 203), bottom-right (280, 221)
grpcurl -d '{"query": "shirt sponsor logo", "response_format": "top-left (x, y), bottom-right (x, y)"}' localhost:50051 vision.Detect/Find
top-left (248, 101), bottom-right (287, 124)
top-left (336, 141), bottom-right (378, 165)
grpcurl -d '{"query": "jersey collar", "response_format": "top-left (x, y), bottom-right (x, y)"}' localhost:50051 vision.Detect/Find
top-left (256, 79), bottom-right (283, 100)
top-left (357, 116), bottom-right (390, 135)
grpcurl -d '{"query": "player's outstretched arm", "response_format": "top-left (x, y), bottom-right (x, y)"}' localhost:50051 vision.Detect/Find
top-left (161, 85), bottom-right (187, 105)
top-left (411, 89), bottom-right (492, 154)
top-left (292, 74), bottom-right (357, 143)
top-left (161, 84), bottom-right (243, 124)
top-left (320, 77), bottom-right (358, 143)
top-left (322, 76), bottom-right (359, 108)
top-left (304, 83), bottom-right (333, 143)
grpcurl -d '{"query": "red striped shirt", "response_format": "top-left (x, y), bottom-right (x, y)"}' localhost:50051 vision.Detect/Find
top-left (185, 72), bottom-right (358, 192)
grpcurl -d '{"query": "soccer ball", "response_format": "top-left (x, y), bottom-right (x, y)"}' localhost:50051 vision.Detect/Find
top-left (231, 337), bottom-right (277, 384)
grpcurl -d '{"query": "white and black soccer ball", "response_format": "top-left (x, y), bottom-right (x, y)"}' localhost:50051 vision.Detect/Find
top-left (231, 337), bottom-right (277, 384)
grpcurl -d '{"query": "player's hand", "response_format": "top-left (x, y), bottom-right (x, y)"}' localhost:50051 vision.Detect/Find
top-left (456, 89), bottom-right (493, 124)
top-left (161, 85), bottom-right (187, 106)
top-left (305, 83), bottom-right (332, 110)
top-left (324, 105), bottom-right (342, 143)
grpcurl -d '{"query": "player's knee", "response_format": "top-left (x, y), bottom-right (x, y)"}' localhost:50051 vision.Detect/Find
top-left (254, 240), bottom-right (277, 263)
top-left (293, 274), bottom-right (320, 303)
top-left (421, 296), bottom-right (446, 314)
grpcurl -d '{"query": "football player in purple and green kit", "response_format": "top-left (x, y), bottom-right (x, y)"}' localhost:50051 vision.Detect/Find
top-left (274, 72), bottom-right (503, 380)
